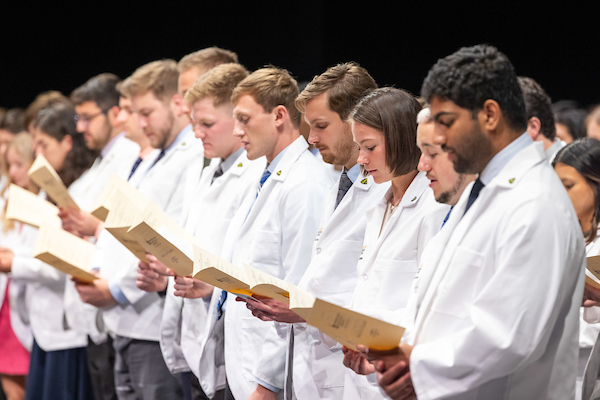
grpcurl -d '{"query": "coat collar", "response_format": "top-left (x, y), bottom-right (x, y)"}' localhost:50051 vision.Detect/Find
top-left (267, 136), bottom-right (309, 183)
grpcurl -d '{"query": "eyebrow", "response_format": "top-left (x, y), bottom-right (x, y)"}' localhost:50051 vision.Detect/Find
top-left (432, 111), bottom-right (457, 122)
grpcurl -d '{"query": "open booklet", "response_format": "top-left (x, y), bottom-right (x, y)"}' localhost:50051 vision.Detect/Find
top-left (91, 174), bottom-right (150, 221)
top-left (27, 154), bottom-right (79, 210)
top-left (192, 244), bottom-right (291, 303)
top-left (288, 286), bottom-right (405, 352)
top-left (586, 255), bottom-right (600, 289)
top-left (33, 223), bottom-right (97, 283)
top-left (126, 201), bottom-right (199, 277)
top-left (5, 184), bottom-right (61, 228)
top-left (103, 186), bottom-right (150, 263)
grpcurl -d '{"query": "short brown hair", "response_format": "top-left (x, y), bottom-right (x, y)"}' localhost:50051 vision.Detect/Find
top-left (178, 47), bottom-right (239, 74)
top-left (120, 59), bottom-right (179, 102)
top-left (185, 63), bottom-right (248, 107)
top-left (0, 108), bottom-right (25, 134)
top-left (295, 62), bottom-right (377, 121)
top-left (71, 73), bottom-right (121, 111)
top-left (351, 88), bottom-right (422, 177)
top-left (231, 67), bottom-right (301, 128)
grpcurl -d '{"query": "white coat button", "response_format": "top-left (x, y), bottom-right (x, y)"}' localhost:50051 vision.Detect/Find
top-left (316, 248), bottom-right (321, 255)
top-left (360, 274), bottom-right (368, 281)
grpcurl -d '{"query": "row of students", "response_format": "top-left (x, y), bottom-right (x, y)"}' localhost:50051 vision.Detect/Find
top-left (0, 43), bottom-right (598, 400)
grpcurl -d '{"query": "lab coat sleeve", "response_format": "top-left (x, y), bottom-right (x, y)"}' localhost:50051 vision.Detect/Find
top-left (410, 199), bottom-right (584, 399)
top-left (11, 255), bottom-right (65, 285)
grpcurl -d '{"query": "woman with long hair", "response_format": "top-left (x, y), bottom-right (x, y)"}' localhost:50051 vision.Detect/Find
top-left (0, 103), bottom-right (96, 400)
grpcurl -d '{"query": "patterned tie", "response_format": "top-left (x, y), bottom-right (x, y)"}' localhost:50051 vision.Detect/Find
top-left (211, 164), bottom-right (224, 184)
top-left (463, 178), bottom-right (485, 216)
top-left (127, 157), bottom-right (143, 181)
top-left (256, 169), bottom-right (271, 198)
top-left (335, 169), bottom-right (353, 210)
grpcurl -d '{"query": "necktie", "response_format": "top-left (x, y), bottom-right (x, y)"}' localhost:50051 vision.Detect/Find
top-left (211, 164), bottom-right (224, 184)
top-left (216, 290), bottom-right (227, 320)
top-left (441, 207), bottom-right (453, 228)
top-left (128, 157), bottom-right (143, 181)
top-left (151, 149), bottom-right (166, 169)
top-left (463, 178), bottom-right (485, 216)
top-left (335, 169), bottom-right (353, 210)
top-left (256, 169), bottom-right (271, 198)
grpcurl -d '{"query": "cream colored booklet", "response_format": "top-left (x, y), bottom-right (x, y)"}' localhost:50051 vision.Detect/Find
top-left (27, 154), bottom-right (79, 210)
top-left (192, 244), bottom-right (290, 303)
top-left (5, 184), bottom-right (61, 228)
top-left (91, 174), bottom-right (150, 221)
top-left (103, 186), bottom-right (149, 263)
top-left (127, 201), bottom-right (198, 277)
top-left (586, 256), bottom-right (600, 289)
top-left (34, 223), bottom-right (97, 282)
top-left (305, 298), bottom-right (405, 352)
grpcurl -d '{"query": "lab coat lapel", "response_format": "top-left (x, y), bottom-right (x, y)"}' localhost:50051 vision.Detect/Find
top-left (412, 142), bottom-right (547, 340)
top-left (239, 136), bottom-right (308, 236)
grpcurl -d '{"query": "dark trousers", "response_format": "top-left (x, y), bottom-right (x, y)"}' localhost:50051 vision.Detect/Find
top-left (25, 340), bottom-right (95, 400)
top-left (113, 335), bottom-right (183, 400)
top-left (87, 336), bottom-right (117, 400)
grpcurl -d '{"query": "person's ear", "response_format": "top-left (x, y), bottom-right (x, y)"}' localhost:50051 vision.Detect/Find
top-left (107, 105), bottom-right (120, 127)
top-left (61, 134), bottom-right (73, 152)
top-left (480, 99), bottom-right (501, 131)
top-left (526, 117), bottom-right (542, 140)
top-left (273, 105), bottom-right (288, 128)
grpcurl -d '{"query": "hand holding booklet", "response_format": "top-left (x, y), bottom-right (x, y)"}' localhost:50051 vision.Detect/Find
top-left (27, 154), bottom-right (78, 210)
top-left (33, 223), bottom-right (97, 282)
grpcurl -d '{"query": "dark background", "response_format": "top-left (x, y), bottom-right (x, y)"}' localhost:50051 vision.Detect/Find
top-left (1, 1), bottom-right (599, 110)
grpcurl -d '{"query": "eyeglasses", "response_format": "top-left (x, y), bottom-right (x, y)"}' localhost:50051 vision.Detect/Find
top-left (74, 111), bottom-right (104, 127)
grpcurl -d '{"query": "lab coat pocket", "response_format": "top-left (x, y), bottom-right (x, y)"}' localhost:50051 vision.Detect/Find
top-left (312, 240), bottom-right (362, 294)
top-left (373, 259), bottom-right (419, 312)
top-left (432, 245), bottom-right (484, 318)
top-left (249, 230), bottom-right (280, 276)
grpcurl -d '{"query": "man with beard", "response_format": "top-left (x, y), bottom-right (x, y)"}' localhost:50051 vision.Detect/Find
top-left (364, 45), bottom-right (585, 400)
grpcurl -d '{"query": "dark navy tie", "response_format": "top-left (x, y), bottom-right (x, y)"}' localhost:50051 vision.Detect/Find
top-left (335, 169), bottom-right (353, 210)
top-left (128, 157), bottom-right (143, 181)
top-left (463, 178), bottom-right (485, 216)
top-left (150, 149), bottom-right (166, 169)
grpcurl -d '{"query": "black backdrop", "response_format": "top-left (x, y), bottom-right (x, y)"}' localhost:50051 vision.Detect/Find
top-left (2, 1), bottom-right (599, 109)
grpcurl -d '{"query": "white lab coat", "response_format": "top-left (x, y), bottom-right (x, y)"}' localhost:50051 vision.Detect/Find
top-left (100, 126), bottom-right (204, 341)
top-left (221, 136), bottom-right (333, 400)
top-left (159, 151), bottom-right (265, 387)
top-left (63, 134), bottom-right (140, 344)
top-left (11, 220), bottom-right (89, 351)
top-left (0, 220), bottom-right (33, 352)
top-left (343, 171), bottom-right (449, 400)
top-left (279, 172), bottom-right (389, 399)
top-left (405, 142), bottom-right (585, 400)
